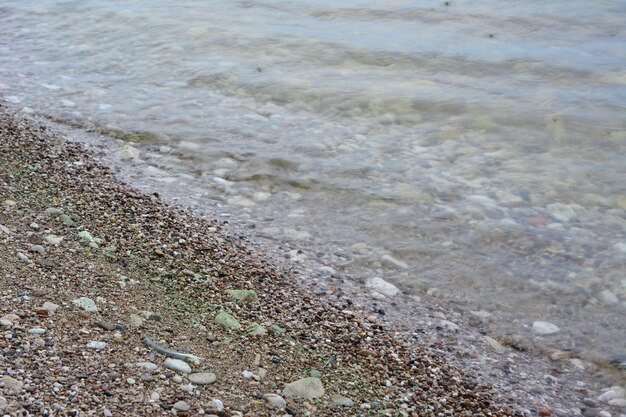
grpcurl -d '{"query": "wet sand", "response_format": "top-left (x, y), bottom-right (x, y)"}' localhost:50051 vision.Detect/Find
top-left (1, 104), bottom-right (624, 416)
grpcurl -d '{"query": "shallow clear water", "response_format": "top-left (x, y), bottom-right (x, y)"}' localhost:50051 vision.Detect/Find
top-left (1, 0), bottom-right (625, 366)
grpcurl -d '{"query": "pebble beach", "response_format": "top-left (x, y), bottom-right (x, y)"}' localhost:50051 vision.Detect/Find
top-left (1, 104), bottom-right (625, 417)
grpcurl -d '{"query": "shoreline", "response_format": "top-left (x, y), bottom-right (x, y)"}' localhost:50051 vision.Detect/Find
top-left (0, 104), bottom-right (624, 416)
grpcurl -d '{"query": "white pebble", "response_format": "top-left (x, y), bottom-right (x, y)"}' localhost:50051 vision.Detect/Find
top-left (28, 328), bottom-right (46, 335)
top-left (532, 321), bottom-right (560, 336)
top-left (365, 277), bottom-right (400, 297)
top-left (210, 399), bottom-right (224, 411)
top-left (598, 289), bottom-right (619, 305)
top-left (87, 341), bottom-right (106, 350)
top-left (163, 358), bottom-right (191, 374)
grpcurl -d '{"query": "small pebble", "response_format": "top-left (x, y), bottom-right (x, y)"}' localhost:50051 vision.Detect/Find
top-left (28, 327), bottom-right (46, 335)
top-left (173, 401), bottom-right (190, 412)
top-left (263, 393), bottom-right (286, 409)
top-left (42, 301), bottom-right (59, 312)
top-left (87, 341), bottom-right (106, 350)
top-left (188, 372), bottom-right (217, 385)
top-left (95, 320), bottom-right (116, 331)
top-left (164, 358), bottom-right (191, 374)
top-left (30, 245), bottom-right (46, 254)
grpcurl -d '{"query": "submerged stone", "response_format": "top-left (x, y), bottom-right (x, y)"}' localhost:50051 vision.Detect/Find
top-left (365, 277), bottom-right (400, 297)
top-left (532, 320), bottom-right (560, 336)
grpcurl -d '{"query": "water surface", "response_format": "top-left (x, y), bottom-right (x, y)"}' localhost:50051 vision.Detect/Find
top-left (1, 0), bottom-right (625, 370)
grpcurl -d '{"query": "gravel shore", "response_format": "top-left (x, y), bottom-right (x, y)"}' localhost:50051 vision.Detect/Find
top-left (1, 104), bottom-right (624, 417)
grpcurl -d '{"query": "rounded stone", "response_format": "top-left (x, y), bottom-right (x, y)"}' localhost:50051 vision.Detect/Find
top-left (263, 393), bottom-right (286, 409)
top-left (365, 277), bottom-right (400, 297)
top-left (164, 358), bottom-right (191, 374)
top-left (283, 377), bottom-right (325, 399)
top-left (28, 327), bottom-right (46, 335)
top-left (173, 401), bottom-right (190, 412)
top-left (188, 372), bottom-right (216, 385)
top-left (532, 321), bottom-right (560, 336)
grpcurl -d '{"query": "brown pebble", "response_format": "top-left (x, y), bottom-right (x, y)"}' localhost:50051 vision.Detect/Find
top-left (357, 349), bottom-right (378, 357)
top-left (35, 307), bottom-right (49, 317)
top-left (96, 320), bottom-right (116, 331)
top-left (538, 407), bottom-right (551, 416)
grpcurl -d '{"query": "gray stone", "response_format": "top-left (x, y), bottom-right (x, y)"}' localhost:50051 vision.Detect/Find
top-left (283, 377), bottom-right (325, 399)
top-left (73, 297), bottom-right (98, 312)
top-left (28, 327), bottom-right (46, 335)
top-left (140, 374), bottom-right (155, 382)
top-left (188, 372), bottom-right (216, 385)
top-left (116, 145), bottom-right (139, 160)
top-left (78, 230), bottom-right (95, 243)
top-left (60, 214), bottom-right (75, 226)
top-left (42, 302), bottom-right (59, 312)
top-left (0, 224), bottom-right (10, 234)
top-left (270, 323), bottom-right (285, 334)
top-left (210, 399), bottom-right (224, 411)
top-left (263, 393), bottom-right (287, 409)
top-left (365, 277), bottom-right (400, 297)
top-left (44, 235), bottom-right (63, 245)
top-left (546, 203), bottom-right (577, 222)
top-left (439, 320), bottom-right (459, 331)
top-left (129, 314), bottom-right (144, 327)
top-left (17, 252), bottom-right (29, 261)
top-left (87, 341), bottom-right (106, 350)
top-left (309, 369), bottom-right (322, 378)
top-left (598, 388), bottom-right (625, 402)
top-left (332, 395), bottom-right (355, 407)
top-left (226, 289), bottom-right (258, 303)
top-left (95, 320), bottom-right (116, 331)
top-left (173, 401), bottom-right (190, 412)
top-left (598, 289), bottom-right (619, 305)
top-left (45, 207), bottom-right (63, 216)
top-left (608, 398), bottom-right (626, 407)
top-left (381, 254), bottom-right (408, 269)
top-left (30, 245), bottom-right (46, 254)
top-left (164, 358), bottom-right (191, 374)
top-left (1, 375), bottom-right (23, 393)
top-left (136, 362), bottom-right (158, 372)
top-left (532, 321), bottom-right (560, 336)
top-left (245, 323), bottom-right (267, 336)
top-left (470, 310), bottom-right (493, 320)
top-left (214, 311), bottom-right (241, 330)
